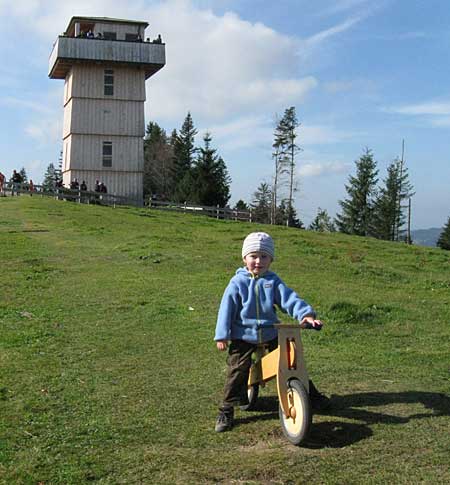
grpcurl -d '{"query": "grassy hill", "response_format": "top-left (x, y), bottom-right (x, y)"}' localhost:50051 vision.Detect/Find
top-left (1, 196), bottom-right (449, 484)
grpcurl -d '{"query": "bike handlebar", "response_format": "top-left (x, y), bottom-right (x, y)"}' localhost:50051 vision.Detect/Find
top-left (255, 322), bottom-right (323, 331)
top-left (300, 322), bottom-right (322, 331)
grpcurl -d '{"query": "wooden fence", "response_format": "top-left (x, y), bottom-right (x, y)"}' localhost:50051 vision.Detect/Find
top-left (1, 182), bottom-right (253, 223)
top-left (1, 183), bottom-right (143, 207)
top-left (147, 199), bottom-right (252, 222)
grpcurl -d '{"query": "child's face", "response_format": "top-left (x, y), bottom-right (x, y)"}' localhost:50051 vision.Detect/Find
top-left (243, 251), bottom-right (272, 275)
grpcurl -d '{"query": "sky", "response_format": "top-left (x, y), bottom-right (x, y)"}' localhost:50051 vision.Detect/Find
top-left (0, 0), bottom-right (449, 229)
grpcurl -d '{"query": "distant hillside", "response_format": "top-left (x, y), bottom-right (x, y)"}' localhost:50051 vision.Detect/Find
top-left (411, 227), bottom-right (442, 247)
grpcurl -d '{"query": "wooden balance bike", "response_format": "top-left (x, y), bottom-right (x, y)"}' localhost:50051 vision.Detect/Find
top-left (241, 323), bottom-right (315, 445)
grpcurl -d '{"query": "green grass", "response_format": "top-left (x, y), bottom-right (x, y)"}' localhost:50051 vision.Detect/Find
top-left (1, 196), bottom-right (449, 484)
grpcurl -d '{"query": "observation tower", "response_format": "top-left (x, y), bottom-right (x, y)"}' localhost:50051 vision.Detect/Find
top-left (49, 16), bottom-right (166, 203)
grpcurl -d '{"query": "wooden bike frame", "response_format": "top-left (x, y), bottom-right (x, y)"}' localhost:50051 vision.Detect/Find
top-left (247, 324), bottom-right (310, 419)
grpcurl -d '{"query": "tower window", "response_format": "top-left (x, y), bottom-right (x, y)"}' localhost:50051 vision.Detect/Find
top-left (102, 142), bottom-right (112, 167)
top-left (125, 33), bottom-right (139, 41)
top-left (103, 31), bottom-right (117, 40)
top-left (104, 69), bottom-right (114, 96)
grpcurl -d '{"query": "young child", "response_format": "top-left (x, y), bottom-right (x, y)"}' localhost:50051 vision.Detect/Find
top-left (214, 232), bottom-right (328, 432)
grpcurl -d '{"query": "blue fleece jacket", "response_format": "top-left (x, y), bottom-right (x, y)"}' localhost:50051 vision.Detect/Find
top-left (214, 267), bottom-right (316, 344)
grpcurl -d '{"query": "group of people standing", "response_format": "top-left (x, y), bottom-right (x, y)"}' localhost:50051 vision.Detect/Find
top-left (69, 179), bottom-right (108, 194)
top-left (0, 169), bottom-right (34, 196)
top-left (0, 171), bottom-right (109, 199)
top-left (77, 30), bottom-right (103, 39)
top-left (95, 180), bottom-right (108, 194)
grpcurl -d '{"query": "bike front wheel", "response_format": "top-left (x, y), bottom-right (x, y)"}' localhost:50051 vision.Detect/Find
top-left (279, 378), bottom-right (311, 445)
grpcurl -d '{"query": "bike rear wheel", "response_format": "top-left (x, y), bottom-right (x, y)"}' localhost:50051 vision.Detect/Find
top-left (240, 384), bottom-right (259, 411)
top-left (279, 378), bottom-right (311, 445)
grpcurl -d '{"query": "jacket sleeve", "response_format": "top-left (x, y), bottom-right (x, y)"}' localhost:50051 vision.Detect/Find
top-left (274, 278), bottom-right (316, 321)
top-left (214, 281), bottom-right (239, 341)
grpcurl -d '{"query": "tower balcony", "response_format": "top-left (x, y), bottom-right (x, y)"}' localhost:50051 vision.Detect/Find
top-left (49, 36), bottom-right (166, 80)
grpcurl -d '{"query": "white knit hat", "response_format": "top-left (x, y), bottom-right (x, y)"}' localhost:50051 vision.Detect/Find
top-left (242, 232), bottom-right (275, 260)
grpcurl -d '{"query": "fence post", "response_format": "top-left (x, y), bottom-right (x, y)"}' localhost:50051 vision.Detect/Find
top-left (216, 205), bottom-right (220, 219)
top-left (78, 187), bottom-right (81, 203)
top-left (249, 209), bottom-right (252, 223)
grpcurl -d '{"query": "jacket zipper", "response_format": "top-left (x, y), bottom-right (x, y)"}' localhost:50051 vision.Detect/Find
top-left (254, 278), bottom-right (262, 344)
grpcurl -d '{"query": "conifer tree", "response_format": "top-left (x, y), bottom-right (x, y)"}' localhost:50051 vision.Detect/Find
top-left (392, 157), bottom-right (414, 241)
top-left (143, 121), bottom-right (174, 200)
top-left (279, 107), bottom-right (300, 225)
top-left (172, 112), bottom-right (197, 201)
top-left (335, 148), bottom-right (378, 236)
top-left (309, 208), bottom-right (336, 232)
top-left (56, 151), bottom-right (63, 182)
top-left (169, 129), bottom-right (178, 151)
top-left (437, 217), bottom-right (450, 250)
top-left (270, 107), bottom-right (301, 226)
top-left (234, 200), bottom-right (249, 211)
top-left (371, 158), bottom-right (414, 241)
top-left (251, 182), bottom-right (272, 224)
top-left (42, 163), bottom-right (58, 191)
top-left (277, 200), bottom-right (304, 228)
top-left (271, 114), bottom-right (289, 224)
top-left (19, 167), bottom-right (28, 184)
top-left (190, 132), bottom-right (231, 207)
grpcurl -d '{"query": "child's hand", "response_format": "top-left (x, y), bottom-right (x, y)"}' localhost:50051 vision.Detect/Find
top-left (300, 317), bottom-right (323, 331)
top-left (216, 340), bottom-right (228, 351)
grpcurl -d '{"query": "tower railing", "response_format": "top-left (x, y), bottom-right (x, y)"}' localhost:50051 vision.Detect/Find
top-left (49, 35), bottom-right (165, 79)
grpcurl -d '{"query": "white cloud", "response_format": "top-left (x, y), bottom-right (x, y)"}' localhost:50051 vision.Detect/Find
top-left (197, 115), bottom-right (353, 154)
top-left (24, 159), bottom-right (48, 178)
top-left (298, 161), bottom-right (351, 177)
top-left (373, 31), bottom-right (427, 41)
top-left (384, 100), bottom-right (450, 129)
top-left (0, 0), bottom-right (146, 39)
top-left (202, 115), bottom-right (272, 151)
top-left (297, 1), bottom-right (386, 70)
top-left (431, 117), bottom-right (450, 127)
top-left (305, 14), bottom-right (365, 46)
top-left (0, 0), bottom-right (40, 17)
top-left (301, 124), bottom-right (354, 145)
top-left (386, 100), bottom-right (450, 116)
top-left (142, 0), bottom-right (318, 123)
top-left (323, 80), bottom-right (356, 93)
top-left (25, 118), bottom-right (62, 145)
top-left (319, 0), bottom-right (373, 16)
top-left (0, 67), bottom-right (22, 89)
top-left (0, 96), bottom-right (54, 114)
top-left (0, 0), bottom-right (327, 170)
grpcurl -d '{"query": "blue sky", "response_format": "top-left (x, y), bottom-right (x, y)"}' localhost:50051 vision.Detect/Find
top-left (0, 0), bottom-right (449, 229)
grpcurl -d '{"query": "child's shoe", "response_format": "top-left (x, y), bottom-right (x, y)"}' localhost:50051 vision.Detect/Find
top-left (215, 407), bottom-right (234, 432)
top-left (309, 380), bottom-right (331, 410)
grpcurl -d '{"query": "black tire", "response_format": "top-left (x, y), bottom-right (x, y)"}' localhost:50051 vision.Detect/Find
top-left (240, 384), bottom-right (259, 411)
top-left (279, 379), bottom-right (312, 445)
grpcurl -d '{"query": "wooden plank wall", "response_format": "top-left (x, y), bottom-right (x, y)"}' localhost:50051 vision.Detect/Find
top-left (63, 99), bottom-right (144, 137)
top-left (69, 65), bottom-right (146, 101)
top-left (64, 134), bottom-right (143, 172)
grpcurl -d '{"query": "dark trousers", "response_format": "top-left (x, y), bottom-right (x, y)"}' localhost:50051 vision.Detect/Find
top-left (220, 338), bottom-right (278, 409)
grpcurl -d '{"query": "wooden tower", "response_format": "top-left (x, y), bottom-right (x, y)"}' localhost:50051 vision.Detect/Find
top-left (49, 16), bottom-right (166, 203)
